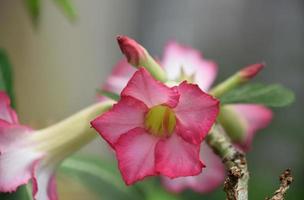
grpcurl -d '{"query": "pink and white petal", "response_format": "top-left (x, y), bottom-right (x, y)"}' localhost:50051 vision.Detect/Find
top-left (162, 41), bottom-right (202, 80)
top-left (121, 68), bottom-right (179, 108)
top-left (174, 82), bottom-right (219, 144)
top-left (0, 122), bottom-right (32, 153)
top-left (155, 134), bottom-right (203, 178)
top-left (0, 92), bottom-right (18, 124)
top-left (162, 142), bottom-right (225, 193)
top-left (115, 127), bottom-right (158, 185)
top-left (32, 164), bottom-right (58, 200)
top-left (0, 148), bottom-right (43, 192)
top-left (91, 96), bottom-right (148, 147)
top-left (194, 60), bottom-right (218, 91)
top-left (102, 59), bottom-right (136, 95)
top-left (162, 41), bottom-right (218, 91)
top-left (229, 104), bottom-right (273, 151)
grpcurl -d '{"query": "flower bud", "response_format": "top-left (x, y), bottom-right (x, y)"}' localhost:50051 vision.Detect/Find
top-left (116, 35), bottom-right (167, 82)
top-left (210, 63), bottom-right (265, 97)
top-left (238, 63), bottom-right (265, 80)
top-left (117, 35), bottom-right (146, 66)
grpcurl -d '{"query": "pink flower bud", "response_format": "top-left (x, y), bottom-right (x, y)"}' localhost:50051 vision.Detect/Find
top-left (117, 35), bottom-right (146, 66)
top-left (239, 63), bottom-right (265, 80)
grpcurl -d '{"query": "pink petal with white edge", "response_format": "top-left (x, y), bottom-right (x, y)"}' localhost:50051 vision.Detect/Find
top-left (121, 68), bottom-right (179, 108)
top-left (174, 82), bottom-right (219, 145)
top-left (155, 134), bottom-right (203, 178)
top-left (0, 148), bottom-right (43, 192)
top-left (91, 96), bottom-right (148, 147)
top-left (32, 164), bottom-right (58, 200)
top-left (0, 121), bottom-right (31, 154)
top-left (114, 127), bottom-right (159, 185)
top-left (0, 92), bottom-right (18, 124)
top-left (162, 41), bottom-right (218, 91)
top-left (102, 59), bottom-right (136, 95)
top-left (229, 104), bottom-right (273, 151)
top-left (162, 142), bottom-right (225, 193)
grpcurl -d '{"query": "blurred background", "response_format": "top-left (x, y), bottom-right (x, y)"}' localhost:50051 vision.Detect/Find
top-left (0, 0), bottom-right (303, 199)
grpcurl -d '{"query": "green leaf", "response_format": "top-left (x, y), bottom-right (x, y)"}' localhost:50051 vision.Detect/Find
top-left (59, 155), bottom-right (142, 200)
top-left (53, 0), bottom-right (77, 21)
top-left (24, 0), bottom-right (41, 26)
top-left (97, 89), bottom-right (120, 101)
top-left (220, 83), bottom-right (295, 107)
top-left (0, 49), bottom-right (16, 108)
top-left (0, 185), bottom-right (32, 200)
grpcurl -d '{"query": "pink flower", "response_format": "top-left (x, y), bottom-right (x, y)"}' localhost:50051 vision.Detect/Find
top-left (98, 40), bottom-right (272, 192)
top-left (91, 68), bottom-right (219, 185)
top-left (0, 91), bottom-right (54, 199)
top-left (0, 92), bottom-right (56, 199)
top-left (0, 91), bottom-right (110, 199)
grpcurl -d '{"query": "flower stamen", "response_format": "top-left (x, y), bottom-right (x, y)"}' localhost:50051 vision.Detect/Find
top-left (144, 105), bottom-right (176, 137)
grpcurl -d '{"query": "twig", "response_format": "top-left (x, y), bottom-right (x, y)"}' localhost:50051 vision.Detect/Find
top-left (206, 124), bottom-right (249, 200)
top-left (265, 169), bottom-right (293, 200)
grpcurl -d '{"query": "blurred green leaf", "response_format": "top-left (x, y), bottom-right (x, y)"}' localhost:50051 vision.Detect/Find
top-left (0, 49), bottom-right (15, 108)
top-left (97, 89), bottom-right (120, 101)
top-left (25, 0), bottom-right (77, 26)
top-left (59, 155), bottom-right (142, 200)
top-left (220, 83), bottom-right (295, 107)
top-left (24, 0), bottom-right (41, 26)
top-left (0, 185), bottom-right (32, 200)
top-left (53, 0), bottom-right (77, 21)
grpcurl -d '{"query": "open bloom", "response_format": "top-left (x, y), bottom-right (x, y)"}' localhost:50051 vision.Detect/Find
top-left (99, 39), bottom-right (272, 192)
top-left (91, 68), bottom-right (219, 185)
top-left (0, 91), bottom-right (111, 200)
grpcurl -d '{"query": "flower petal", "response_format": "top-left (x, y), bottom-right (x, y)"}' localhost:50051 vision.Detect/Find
top-left (121, 68), bottom-right (179, 108)
top-left (162, 142), bottom-right (225, 193)
top-left (115, 127), bottom-right (158, 185)
top-left (229, 104), bottom-right (273, 151)
top-left (0, 148), bottom-right (42, 192)
top-left (102, 59), bottom-right (136, 95)
top-left (32, 164), bottom-right (58, 200)
top-left (91, 96), bottom-right (148, 147)
top-left (162, 41), bottom-right (218, 91)
top-left (0, 91), bottom-right (18, 124)
top-left (0, 122), bottom-right (31, 153)
top-left (174, 82), bottom-right (219, 144)
top-left (155, 134), bottom-right (203, 178)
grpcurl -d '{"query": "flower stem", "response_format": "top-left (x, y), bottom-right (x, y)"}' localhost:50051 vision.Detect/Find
top-left (265, 169), bottom-right (293, 200)
top-left (206, 124), bottom-right (249, 200)
top-left (209, 74), bottom-right (244, 98)
top-left (209, 63), bottom-right (264, 98)
top-left (32, 100), bottom-right (114, 163)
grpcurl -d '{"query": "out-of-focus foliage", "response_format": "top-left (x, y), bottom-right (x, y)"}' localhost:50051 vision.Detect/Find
top-left (24, 0), bottom-right (40, 26)
top-left (25, 0), bottom-right (77, 26)
top-left (220, 83), bottom-right (295, 107)
top-left (59, 155), bottom-right (143, 200)
top-left (58, 155), bottom-right (183, 200)
top-left (0, 49), bottom-right (15, 107)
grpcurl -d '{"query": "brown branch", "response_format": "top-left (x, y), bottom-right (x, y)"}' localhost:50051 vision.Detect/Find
top-left (265, 169), bottom-right (293, 200)
top-left (206, 124), bottom-right (249, 200)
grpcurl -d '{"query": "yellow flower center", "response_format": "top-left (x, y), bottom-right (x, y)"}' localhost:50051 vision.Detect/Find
top-left (144, 105), bottom-right (176, 137)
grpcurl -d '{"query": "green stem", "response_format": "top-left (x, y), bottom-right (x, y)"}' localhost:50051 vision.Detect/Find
top-left (209, 73), bottom-right (244, 98)
top-left (139, 53), bottom-right (167, 82)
